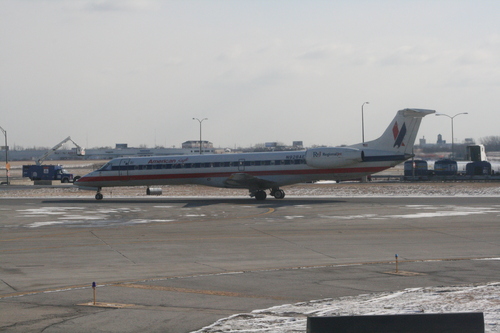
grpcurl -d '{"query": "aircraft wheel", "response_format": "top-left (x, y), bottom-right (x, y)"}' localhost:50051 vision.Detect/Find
top-left (273, 189), bottom-right (285, 199)
top-left (255, 190), bottom-right (267, 200)
top-left (95, 193), bottom-right (103, 200)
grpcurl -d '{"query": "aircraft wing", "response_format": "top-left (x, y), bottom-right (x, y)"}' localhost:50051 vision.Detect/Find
top-left (224, 173), bottom-right (278, 190)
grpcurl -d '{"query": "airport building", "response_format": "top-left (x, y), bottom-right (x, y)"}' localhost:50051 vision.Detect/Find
top-left (2, 142), bottom-right (215, 161)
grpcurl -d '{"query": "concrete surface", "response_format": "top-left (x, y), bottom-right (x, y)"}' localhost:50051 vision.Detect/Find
top-left (1, 196), bottom-right (499, 332)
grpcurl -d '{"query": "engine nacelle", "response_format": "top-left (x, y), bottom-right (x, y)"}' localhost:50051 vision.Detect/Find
top-left (146, 187), bottom-right (162, 196)
top-left (305, 147), bottom-right (363, 168)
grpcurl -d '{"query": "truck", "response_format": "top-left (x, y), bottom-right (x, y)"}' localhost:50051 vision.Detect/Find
top-left (22, 165), bottom-right (74, 183)
top-left (22, 136), bottom-right (85, 184)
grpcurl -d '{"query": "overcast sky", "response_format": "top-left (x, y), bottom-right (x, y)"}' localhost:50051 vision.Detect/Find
top-left (1, 0), bottom-right (499, 149)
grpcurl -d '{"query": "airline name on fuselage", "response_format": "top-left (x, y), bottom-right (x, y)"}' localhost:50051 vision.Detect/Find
top-left (148, 158), bottom-right (189, 164)
top-left (312, 151), bottom-right (342, 158)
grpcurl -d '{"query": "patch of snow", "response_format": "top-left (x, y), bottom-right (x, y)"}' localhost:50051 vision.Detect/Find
top-left (193, 282), bottom-right (500, 333)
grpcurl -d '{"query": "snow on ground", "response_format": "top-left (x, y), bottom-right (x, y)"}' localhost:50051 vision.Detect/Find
top-left (1, 182), bottom-right (500, 198)
top-left (193, 282), bottom-right (500, 333)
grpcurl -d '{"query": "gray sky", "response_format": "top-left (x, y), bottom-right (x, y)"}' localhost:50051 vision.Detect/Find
top-left (1, 0), bottom-right (499, 149)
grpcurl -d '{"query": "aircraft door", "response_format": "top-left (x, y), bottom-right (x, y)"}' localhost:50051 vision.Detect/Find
top-left (238, 159), bottom-right (245, 172)
top-left (119, 159), bottom-right (131, 180)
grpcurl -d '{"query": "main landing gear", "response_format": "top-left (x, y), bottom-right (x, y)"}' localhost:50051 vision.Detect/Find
top-left (251, 188), bottom-right (286, 201)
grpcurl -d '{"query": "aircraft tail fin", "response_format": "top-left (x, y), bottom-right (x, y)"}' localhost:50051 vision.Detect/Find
top-left (351, 108), bottom-right (435, 154)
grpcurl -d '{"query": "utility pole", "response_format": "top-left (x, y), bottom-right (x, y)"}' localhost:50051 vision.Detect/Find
top-left (361, 102), bottom-right (369, 143)
top-left (435, 112), bottom-right (468, 159)
top-left (192, 118), bottom-right (208, 154)
top-left (0, 126), bottom-right (9, 184)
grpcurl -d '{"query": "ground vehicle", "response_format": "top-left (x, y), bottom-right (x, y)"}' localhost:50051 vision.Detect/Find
top-left (22, 136), bottom-right (84, 183)
top-left (22, 165), bottom-right (74, 183)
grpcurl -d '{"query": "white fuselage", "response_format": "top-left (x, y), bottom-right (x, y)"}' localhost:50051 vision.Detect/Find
top-left (74, 108), bottom-right (435, 199)
top-left (75, 149), bottom-right (400, 189)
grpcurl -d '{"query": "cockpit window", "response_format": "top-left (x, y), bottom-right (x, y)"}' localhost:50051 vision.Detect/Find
top-left (97, 163), bottom-right (112, 171)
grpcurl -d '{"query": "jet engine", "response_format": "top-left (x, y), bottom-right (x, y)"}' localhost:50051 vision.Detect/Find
top-left (146, 187), bottom-right (162, 196)
top-left (305, 147), bottom-right (363, 168)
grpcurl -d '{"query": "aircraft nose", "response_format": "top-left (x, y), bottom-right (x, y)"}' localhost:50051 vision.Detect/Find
top-left (73, 174), bottom-right (89, 186)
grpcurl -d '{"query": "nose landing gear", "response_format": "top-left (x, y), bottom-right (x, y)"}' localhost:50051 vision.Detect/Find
top-left (95, 188), bottom-right (103, 200)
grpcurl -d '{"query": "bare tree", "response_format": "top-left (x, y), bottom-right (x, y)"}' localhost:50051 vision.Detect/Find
top-left (480, 136), bottom-right (500, 151)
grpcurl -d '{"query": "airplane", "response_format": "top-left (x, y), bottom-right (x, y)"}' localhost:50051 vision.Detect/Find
top-left (74, 108), bottom-right (435, 200)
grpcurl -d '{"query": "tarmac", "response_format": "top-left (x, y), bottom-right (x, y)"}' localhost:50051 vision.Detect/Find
top-left (1, 195), bottom-right (499, 332)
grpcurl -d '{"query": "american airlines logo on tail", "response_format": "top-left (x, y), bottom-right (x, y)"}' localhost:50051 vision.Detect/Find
top-left (392, 121), bottom-right (407, 148)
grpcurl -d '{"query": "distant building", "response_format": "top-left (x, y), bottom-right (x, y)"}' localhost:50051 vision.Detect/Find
top-left (436, 134), bottom-right (446, 145)
top-left (265, 142), bottom-right (277, 148)
top-left (464, 138), bottom-right (475, 145)
top-left (417, 134), bottom-right (449, 149)
top-left (415, 134), bottom-right (475, 160)
top-left (181, 140), bottom-right (215, 154)
top-left (5, 142), bottom-right (216, 161)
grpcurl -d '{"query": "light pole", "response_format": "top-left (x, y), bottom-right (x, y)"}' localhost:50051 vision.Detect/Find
top-left (192, 118), bottom-right (208, 154)
top-left (0, 126), bottom-right (8, 185)
top-left (435, 112), bottom-right (468, 159)
top-left (361, 102), bottom-right (369, 143)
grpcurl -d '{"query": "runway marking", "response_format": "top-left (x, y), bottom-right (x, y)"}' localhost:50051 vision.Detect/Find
top-left (0, 283), bottom-right (92, 299)
top-left (78, 301), bottom-right (136, 308)
top-left (2, 256), bottom-right (497, 300)
top-left (383, 271), bottom-right (426, 276)
top-left (236, 207), bottom-right (275, 219)
top-left (116, 283), bottom-right (285, 300)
